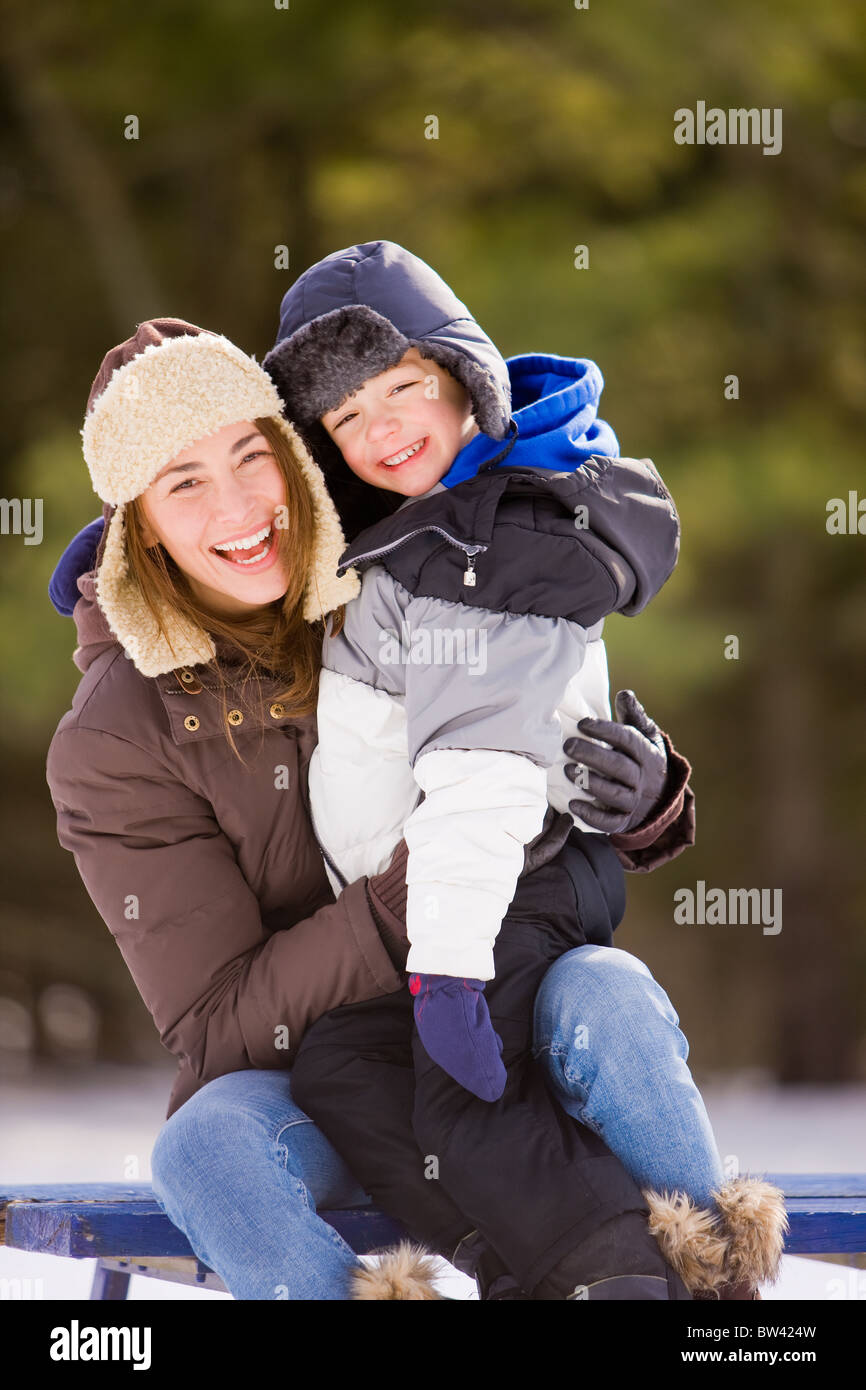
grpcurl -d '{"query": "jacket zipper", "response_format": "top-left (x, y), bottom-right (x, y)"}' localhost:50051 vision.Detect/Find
top-left (321, 528), bottom-right (488, 886)
top-left (314, 829), bottom-right (349, 892)
top-left (343, 525), bottom-right (488, 587)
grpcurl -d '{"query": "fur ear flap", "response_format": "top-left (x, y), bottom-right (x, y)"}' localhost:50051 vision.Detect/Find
top-left (95, 503), bottom-right (216, 677)
top-left (349, 1243), bottom-right (443, 1300)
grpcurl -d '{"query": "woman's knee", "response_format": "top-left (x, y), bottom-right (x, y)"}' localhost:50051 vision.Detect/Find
top-left (150, 1068), bottom-right (302, 1197)
top-left (533, 945), bottom-right (681, 1040)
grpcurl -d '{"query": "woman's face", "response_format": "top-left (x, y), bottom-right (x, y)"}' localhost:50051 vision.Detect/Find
top-left (138, 420), bottom-right (291, 618)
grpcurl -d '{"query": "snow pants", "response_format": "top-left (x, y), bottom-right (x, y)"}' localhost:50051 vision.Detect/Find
top-left (290, 828), bottom-right (691, 1298)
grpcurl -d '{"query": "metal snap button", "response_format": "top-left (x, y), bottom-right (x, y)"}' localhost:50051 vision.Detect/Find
top-left (269, 703), bottom-right (285, 719)
top-left (178, 668), bottom-right (203, 694)
top-left (227, 709), bottom-right (244, 726)
top-left (183, 715), bottom-right (200, 732)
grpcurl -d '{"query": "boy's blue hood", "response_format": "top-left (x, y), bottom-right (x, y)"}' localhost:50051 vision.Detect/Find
top-left (441, 352), bottom-right (619, 488)
top-left (263, 241), bottom-right (618, 532)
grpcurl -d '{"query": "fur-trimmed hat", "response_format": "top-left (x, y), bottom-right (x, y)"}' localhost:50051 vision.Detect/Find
top-left (81, 318), bottom-right (360, 678)
top-left (262, 242), bottom-right (514, 542)
top-left (263, 241), bottom-right (512, 440)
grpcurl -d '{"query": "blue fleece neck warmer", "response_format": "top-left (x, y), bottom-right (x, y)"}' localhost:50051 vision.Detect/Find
top-left (440, 353), bottom-right (620, 489)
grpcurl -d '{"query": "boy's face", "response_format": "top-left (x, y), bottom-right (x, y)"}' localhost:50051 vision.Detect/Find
top-left (320, 347), bottom-right (479, 497)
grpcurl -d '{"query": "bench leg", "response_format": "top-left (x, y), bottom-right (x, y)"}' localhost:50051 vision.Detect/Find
top-left (90, 1261), bottom-right (131, 1300)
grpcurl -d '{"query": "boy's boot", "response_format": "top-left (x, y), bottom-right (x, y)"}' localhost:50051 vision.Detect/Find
top-left (452, 1229), bottom-right (531, 1300)
top-left (350, 1231), bottom-right (532, 1301)
top-left (349, 1242), bottom-right (443, 1299)
top-left (644, 1176), bottom-right (788, 1300)
top-left (529, 1208), bottom-right (694, 1300)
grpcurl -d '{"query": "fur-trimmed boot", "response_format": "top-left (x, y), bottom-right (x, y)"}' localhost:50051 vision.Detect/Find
top-left (644, 1176), bottom-right (788, 1300)
top-left (451, 1229), bottom-right (531, 1300)
top-left (349, 1242), bottom-right (443, 1299)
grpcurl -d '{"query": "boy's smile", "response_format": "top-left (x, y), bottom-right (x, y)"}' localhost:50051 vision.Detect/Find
top-left (320, 347), bottom-right (479, 497)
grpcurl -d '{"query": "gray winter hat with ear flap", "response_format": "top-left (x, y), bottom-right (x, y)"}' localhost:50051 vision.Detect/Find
top-left (263, 240), bottom-right (513, 442)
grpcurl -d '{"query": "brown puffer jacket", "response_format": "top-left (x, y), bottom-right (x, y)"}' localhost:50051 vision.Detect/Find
top-left (46, 572), bottom-right (410, 1120)
top-left (46, 571), bottom-right (695, 1122)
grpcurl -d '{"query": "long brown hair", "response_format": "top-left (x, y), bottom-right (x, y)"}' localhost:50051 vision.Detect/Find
top-left (125, 416), bottom-right (346, 763)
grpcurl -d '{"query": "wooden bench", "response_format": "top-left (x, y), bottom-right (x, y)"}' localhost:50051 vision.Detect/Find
top-left (2, 1174), bottom-right (864, 1300)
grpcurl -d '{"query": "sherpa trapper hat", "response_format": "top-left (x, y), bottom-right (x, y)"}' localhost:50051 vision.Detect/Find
top-left (81, 317), bottom-right (360, 679)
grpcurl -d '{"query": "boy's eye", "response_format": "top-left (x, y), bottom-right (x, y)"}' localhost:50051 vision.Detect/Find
top-left (332, 381), bottom-right (418, 430)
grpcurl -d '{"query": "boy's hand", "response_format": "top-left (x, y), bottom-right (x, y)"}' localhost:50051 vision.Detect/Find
top-left (563, 689), bottom-right (668, 833)
top-left (409, 973), bottom-right (506, 1102)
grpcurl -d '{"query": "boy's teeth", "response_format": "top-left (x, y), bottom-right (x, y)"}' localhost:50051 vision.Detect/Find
top-left (382, 440), bottom-right (424, 466)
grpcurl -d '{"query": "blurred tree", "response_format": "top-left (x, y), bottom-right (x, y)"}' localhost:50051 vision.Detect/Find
top-left (0, 0), bottom-right (863, 1079)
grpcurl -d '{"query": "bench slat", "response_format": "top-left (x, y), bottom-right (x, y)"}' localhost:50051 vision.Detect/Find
top-left (2, 1191), bottom-right (407, 1259)
top-left (766, 1173), bottom-right (866, 1198)
top-left (4, 1179), bottom-right (866, 1263)
top-left (0, 1184), bottom-right (155, 1203)
top-left (93, 1257), bottom-right (228, 1295)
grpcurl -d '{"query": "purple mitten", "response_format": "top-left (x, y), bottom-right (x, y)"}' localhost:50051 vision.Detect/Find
top-left (409, 973), bottom-right (506, 1103)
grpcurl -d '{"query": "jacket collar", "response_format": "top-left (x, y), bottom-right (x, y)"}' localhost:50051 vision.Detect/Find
top-left (71, 571), bottom-right (302, 744)
top-left (336, 459), bottom-right (600, 577)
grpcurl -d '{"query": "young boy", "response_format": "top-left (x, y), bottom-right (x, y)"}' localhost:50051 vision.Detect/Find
top-left (261, 242), bottom-right (774, 1301)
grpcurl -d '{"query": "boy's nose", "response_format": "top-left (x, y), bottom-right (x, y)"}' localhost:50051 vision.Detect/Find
top-left (366, 412), bottom-right (400, 443)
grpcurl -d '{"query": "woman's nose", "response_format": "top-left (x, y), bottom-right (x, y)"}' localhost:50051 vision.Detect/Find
top-left (211, 469), bottom-right (259, 520)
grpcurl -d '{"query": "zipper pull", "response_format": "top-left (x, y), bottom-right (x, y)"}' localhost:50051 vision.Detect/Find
top-left (463, 553), bottom-right (477, 586)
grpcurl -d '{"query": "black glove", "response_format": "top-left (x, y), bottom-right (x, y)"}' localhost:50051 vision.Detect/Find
top-left (563, 690), bottom-right (668, 834)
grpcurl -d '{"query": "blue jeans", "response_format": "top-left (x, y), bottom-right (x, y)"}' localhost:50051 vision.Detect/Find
top-left (151, 945), bottom-right (725, 1299)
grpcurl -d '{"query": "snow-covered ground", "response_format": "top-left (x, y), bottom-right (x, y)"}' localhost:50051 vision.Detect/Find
top-left (1, 1062), bottom-right (864, 1301)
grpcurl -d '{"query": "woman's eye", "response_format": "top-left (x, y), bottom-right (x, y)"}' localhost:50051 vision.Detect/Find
top-left (170, 452), bottom-right (270, 494)
top-left (334, 412), bottom-right (357, 430)
top-left (391, 381), bottom-right (418, 395)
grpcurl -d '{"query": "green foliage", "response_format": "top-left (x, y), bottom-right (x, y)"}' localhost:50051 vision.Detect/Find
top-left (0, 432), bottom-right (98, 740)
top-left (1, 0), bottom-right (863, 1075)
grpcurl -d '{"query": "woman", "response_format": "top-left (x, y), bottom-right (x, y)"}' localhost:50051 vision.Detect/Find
top-left (46, 317), bottom-right (785, 1299)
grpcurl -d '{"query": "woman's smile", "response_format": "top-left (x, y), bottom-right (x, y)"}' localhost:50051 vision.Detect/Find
top-left (210, 521), bottom-right (279, 572)
top-left (139, 420), bottom-right (291, 616)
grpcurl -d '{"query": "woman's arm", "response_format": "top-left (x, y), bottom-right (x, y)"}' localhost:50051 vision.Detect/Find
top-left (607, 730), bottom-right (694, 872)
top-left (46, 725), bottom-right (405, 1090)
top-left (561, 690), bottom-right (695, 872)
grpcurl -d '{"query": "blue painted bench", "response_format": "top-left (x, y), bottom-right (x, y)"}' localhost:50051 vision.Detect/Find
top-left (2, 1175), bottom-right (864, 1299)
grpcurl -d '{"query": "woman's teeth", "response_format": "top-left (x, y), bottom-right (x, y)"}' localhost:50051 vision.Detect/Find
top-left (212, 524), bottom-right (273, 564)
top-left (381, 439), bottom-right (425, 467)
